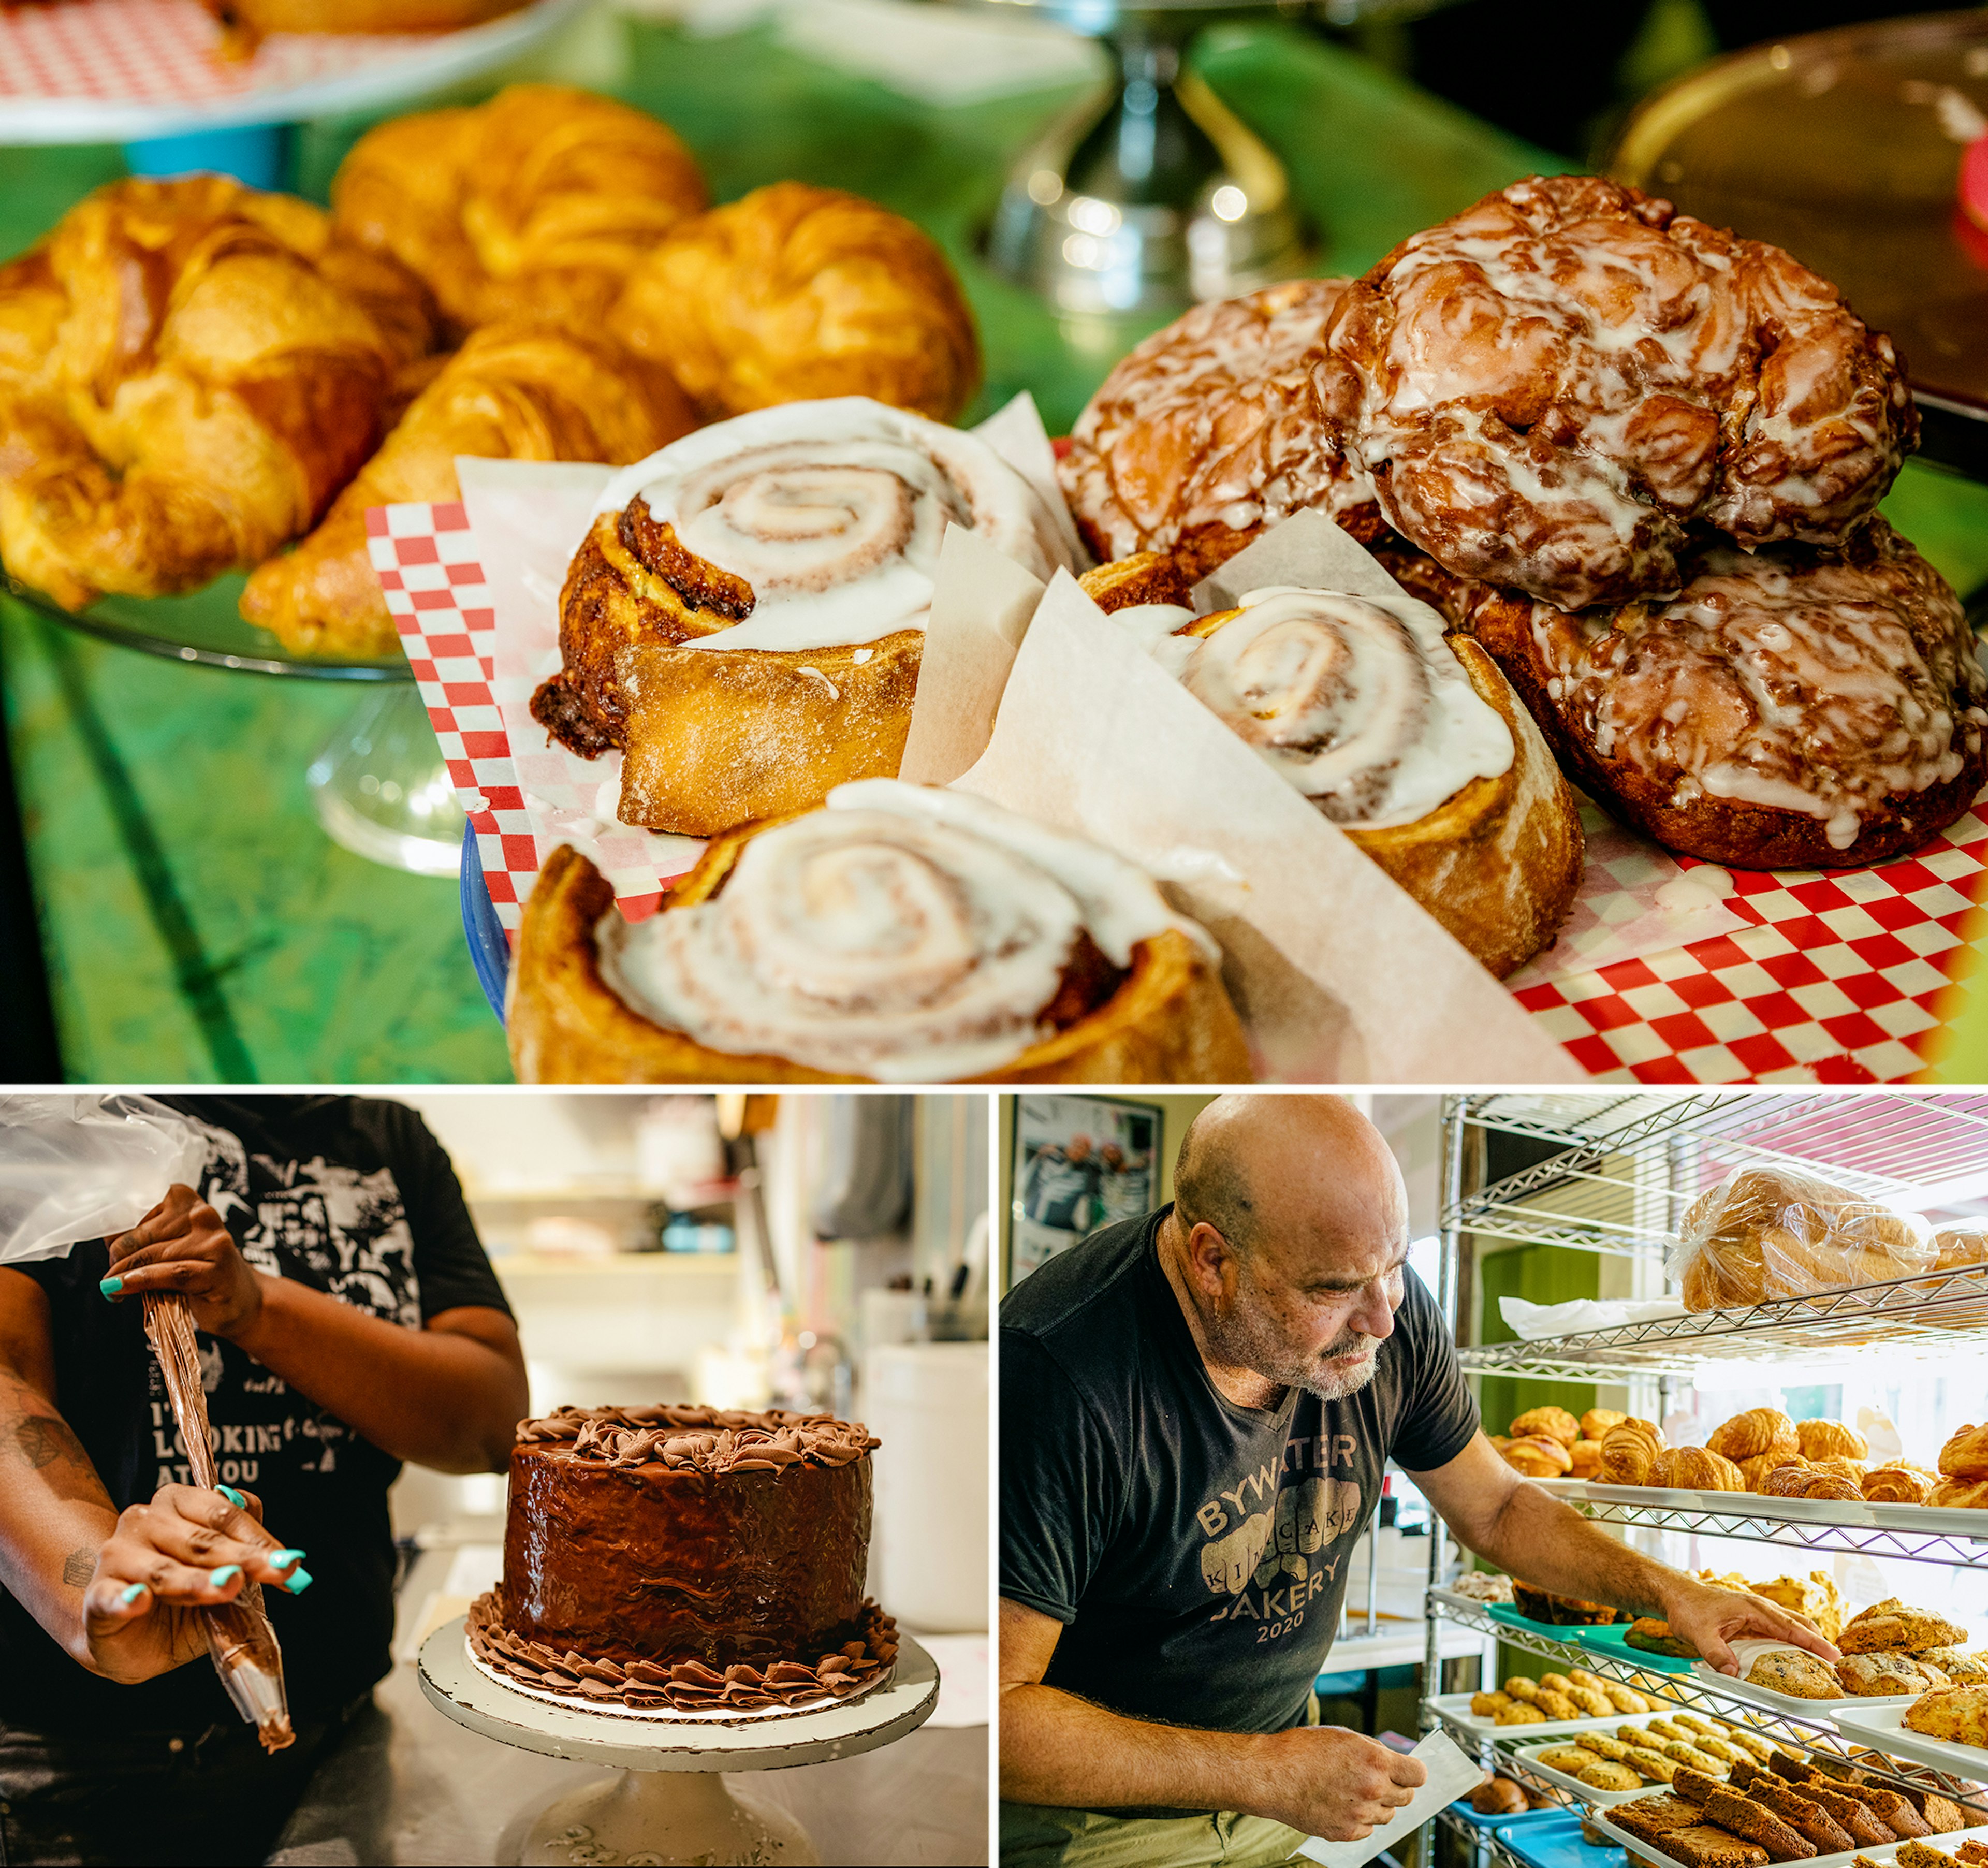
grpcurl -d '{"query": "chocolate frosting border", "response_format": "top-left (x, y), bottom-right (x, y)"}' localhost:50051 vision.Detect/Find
top-left (467, 1591), bottom-right (898, 1715)
top-left (515, 1403), bottom-right (881, 1476)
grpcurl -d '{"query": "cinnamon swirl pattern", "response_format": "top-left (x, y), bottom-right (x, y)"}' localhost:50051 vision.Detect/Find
top-left (1432, 519), bottom-right (1988, 868)
top-left (1326, 175), bottom-right (1917, 610)
top-left (1060, 279), bottom-right (1379, 580)
top-left (538, 398), bottom-right (1073, 834)
top-left (508, 779), bottom-right (1253, 1083)
top-left (1085, 567), bottom-right (1582, 976)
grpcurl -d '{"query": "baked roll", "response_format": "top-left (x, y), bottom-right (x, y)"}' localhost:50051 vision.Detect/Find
top-left (1325, 173), bottom-right (1917, 610)
top-left (331, 85), bottom-right (707, 340)
top-left (1568, 1439), bottom-right (1604, 1480)
top-left (0, 175), bottom-right (431, 612)
top-left (508, 779), bottom-right (1253, 1085)
top-left (240, 324), bottom-right (697, 659)
top-left (1582, 1408), bottom-right (1628, 1443)
top-left (1935, 1228), bottom-right (1988, 1272)
top-left (541, 398), bottom-right (1074, 834)
top-left (1707, 1408), bottom-right (1801, 1467)
top-left (611, 182), bottom-right (980, 425)
top-left (1425, 521), bottom-right (1988, 870)
top-left (1599, 1419), bottom-right (1664, 1485)
top-left (1501, 1436), bottom-right (1573, 1479)
top-left (1079, 566), bottom-right (1582, 977)
top-left (1510, 1406), bottom-right (1582, 1448)
top-left (1797, 1420), bottom-right (1867, 1463)
top-left (1059, 279), bottom-right (1380, 580)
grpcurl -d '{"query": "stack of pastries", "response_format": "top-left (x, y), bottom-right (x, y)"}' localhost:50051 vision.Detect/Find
top-left (1061, 175), bottom-right (1988, 887)
top-left (0, 84), bottom-right (986, 667)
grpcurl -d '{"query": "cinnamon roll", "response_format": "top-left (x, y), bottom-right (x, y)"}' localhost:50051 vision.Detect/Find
top-left (1326, 174), bottom-right (1917, 610)
top-left (1078, 561), bottom-right (1582, 978)
top-left (1059, 279), bottom-right (1381, 582)
top-left (538, 398), bottom-right (1075, 836)
top-left (1426, 519), bottom-right (1988, 869)
top-left (508, 779), bottom-right (1252, 1084)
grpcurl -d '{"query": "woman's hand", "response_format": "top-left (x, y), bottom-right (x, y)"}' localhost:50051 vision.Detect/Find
top-left (79, 1485), bottom-right (308, 1683)
top-left (100, 1185), bottom-right (263, 1340)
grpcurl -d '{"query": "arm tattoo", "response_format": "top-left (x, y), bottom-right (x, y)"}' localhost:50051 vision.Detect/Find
top-left (12, 1415), bottom-right (86, 1472)
top-left (61, 1547), bottom-right (94, 1588)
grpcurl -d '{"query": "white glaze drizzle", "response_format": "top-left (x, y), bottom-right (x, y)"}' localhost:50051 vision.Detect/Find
top-left (592, 398), bottom-right (1073, 652)
top-left (598, 780), bottom-right (1212, 1082)
top-left (1112, 585), bottom-right (1513, 827)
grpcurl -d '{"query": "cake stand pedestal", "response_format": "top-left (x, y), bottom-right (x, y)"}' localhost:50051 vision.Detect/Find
top-left (417, 1617), bottom-right (940, 1867)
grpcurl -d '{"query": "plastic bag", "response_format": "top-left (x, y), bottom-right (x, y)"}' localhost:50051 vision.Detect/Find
top-left (0, 1094), bottom-right (206, 1264)
top-left (1668, 1165), bottom-right (1932, 1312)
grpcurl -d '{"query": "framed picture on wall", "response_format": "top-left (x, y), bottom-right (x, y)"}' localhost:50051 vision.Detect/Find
top-left (1009, 1094), bottom-right (1162, 1285)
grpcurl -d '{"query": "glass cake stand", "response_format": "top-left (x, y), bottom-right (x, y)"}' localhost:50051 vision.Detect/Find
top-left (417, 1616), bottom-right (941, 1867)
top-left (6, 573), bottom-right (463, 877)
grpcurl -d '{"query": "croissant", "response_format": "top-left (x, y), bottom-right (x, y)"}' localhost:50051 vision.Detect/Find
top-left (240, 324), bottom-right (697, 658)
top-left (0, 176), bottom-right (431, 612)
top-left (1707, 1407), bottom-right (1800, 1466)
top-left (1940, 1425), bottom-right (1988, 1480)
top-left (1510, 1407), bottom-right (1582, 1448)
top-left (1598, 1419), bottom-right (1663, 1485)
top-left (1763, 1461), bottom-right (1816, 1496)
top-left (507, 782), bottom-right (1255, 1085)
top-left (1863, 1467), bottom-right (1935, 1505)
top-left (1930, 1478), bottom-right (1988, 1509)
top-left (1502, 1436), bottom-right (1573, 1479)
top-left (1653, 1447), bottom-right (1746, 1492)
top-left (610, 182), bottom-right (981, 424)
top-left (331, 85), bottom-right (707, 340)
top-left (1797, 1419), bottom-right (1868, 1462)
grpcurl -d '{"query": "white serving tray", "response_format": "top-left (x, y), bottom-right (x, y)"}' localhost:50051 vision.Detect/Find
top-left (1509, 1740), bottom-right (1724, 1807)
top-left (1691, 1659), bottom-right (1917, 1717)
top-left (1832, 1703), bottom-right (1988, 1787)
top-left (1428, 1692), bottom-right (1667, 1741)
top-left (1594, 1799), bottom-right (1988, 1868)
top-left (1537, 1478), bottom-right (1988, 1543)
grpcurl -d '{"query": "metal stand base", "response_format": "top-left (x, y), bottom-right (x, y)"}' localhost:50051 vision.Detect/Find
top-left (984, 4), bottom-right (1309, 318)
top-left (307, 683), bottom-right (462, 877)
top-left (520, 1771), bottom-right (818, 1867)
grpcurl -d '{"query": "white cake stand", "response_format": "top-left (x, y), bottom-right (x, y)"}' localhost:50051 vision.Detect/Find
top-left (417, 1616), bottom-right (941, 1867)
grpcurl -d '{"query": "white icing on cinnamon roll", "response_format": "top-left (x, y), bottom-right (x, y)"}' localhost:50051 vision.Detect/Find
top-left (1116, 585), bottom-right (1514, 828)
top-left (593, 398), bottom-right (1072, 652)
top-left (597, 780), bottom-right (1210, 1082)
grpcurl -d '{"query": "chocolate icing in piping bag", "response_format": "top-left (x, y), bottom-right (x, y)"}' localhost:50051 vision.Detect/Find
top-left (143, 1293), bottom-right (295, 1753)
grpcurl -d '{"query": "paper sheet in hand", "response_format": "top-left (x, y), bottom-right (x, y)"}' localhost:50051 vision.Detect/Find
top-left (1291, 1730), bottom-right (1483, 1867)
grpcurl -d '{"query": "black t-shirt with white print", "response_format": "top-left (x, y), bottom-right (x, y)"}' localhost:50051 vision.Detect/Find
top-left (0, 1097), bottom-right (511, 1733)
top-left (999, 1205), bottom-right (1478, 1738)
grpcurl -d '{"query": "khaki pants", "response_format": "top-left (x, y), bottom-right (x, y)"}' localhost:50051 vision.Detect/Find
top-left (999, 1697), bottom-right (1318, 1868)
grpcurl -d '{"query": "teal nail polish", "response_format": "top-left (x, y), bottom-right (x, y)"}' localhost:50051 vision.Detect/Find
top-left (98, 1277), bottom-right (122, 1298)
top-left (284, 1566), bottom-right (313, 1595)
top-left (119, 1584), bottom-right (145, 1606)
top-left (216, 1485), bottom-right (247, 1509)
top-left (270, 1549), bottom-right (305, 1569)
top-left (209, 1564), bottom-right (242, 1589)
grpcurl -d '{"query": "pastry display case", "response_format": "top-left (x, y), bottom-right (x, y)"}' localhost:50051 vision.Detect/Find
top-left (1422, 1092), bottom-right (1988, 1868)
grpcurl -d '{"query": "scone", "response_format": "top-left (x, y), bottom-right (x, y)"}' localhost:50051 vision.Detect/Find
top-left (1839, 1607), bottom-right (1968, 1654)
top-left (1745, 1651), bottom-right (1843, 1699)
top-left (1903, 1684), bottom-right (1988, 1748)
top-left (1835, 1652), bottom-right (1951, 1696)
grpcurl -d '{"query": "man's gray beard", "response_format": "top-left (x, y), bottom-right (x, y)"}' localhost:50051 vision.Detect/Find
top-left (1204, 1298), bottom-right (1380, 1402)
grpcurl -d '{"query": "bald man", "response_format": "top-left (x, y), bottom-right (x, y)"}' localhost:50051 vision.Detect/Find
top-left (998, 1096), bottom-right (1836, 1868)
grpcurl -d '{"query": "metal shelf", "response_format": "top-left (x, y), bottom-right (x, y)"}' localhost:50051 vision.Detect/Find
top-left (1549, 1490), bottom-right (1988, 1571)
top-left (1425, 1594), bottom-right (1986, 1811)
top-left (1456, 1262), bottom-right (1988, 1377)
top-left (1450, 1092), bottom-right (1988, 1262)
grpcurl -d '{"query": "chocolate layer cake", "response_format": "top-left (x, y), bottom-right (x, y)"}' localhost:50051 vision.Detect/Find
top-left (469, 1404), bottom-right (898, 1713)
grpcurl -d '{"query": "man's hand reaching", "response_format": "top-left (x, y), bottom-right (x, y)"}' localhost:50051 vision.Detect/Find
top-left (1658, 1574), bottom-right (1840, 1674)
top-left (1255, 1726), bottom-right (1428, 1842)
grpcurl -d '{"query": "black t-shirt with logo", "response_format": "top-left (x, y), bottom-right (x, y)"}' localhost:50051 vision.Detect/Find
top-left (999, 1205), bottom-right (1478, 1737)
top-left (0, 1097), bottom-right (511, 1733)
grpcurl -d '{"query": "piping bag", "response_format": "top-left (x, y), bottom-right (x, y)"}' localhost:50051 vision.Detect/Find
top-left (143, 1291), bottom-right (295, 1752)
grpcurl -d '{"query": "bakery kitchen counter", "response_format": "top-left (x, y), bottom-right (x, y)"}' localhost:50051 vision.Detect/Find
top-left (11, 16), bottom-right (1988, 1079)
top-left (267, 1546), bottom-right (985, 1866)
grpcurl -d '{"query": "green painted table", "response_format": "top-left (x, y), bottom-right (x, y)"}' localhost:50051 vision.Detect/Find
top-left (8, 14), bottom-right (1988, 1082)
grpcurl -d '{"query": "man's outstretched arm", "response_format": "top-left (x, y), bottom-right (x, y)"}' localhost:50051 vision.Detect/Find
top-left (1408, 1432), bottom-right (1840, 1671)
top-left (998, 1596), bottom-right (1428, 1841)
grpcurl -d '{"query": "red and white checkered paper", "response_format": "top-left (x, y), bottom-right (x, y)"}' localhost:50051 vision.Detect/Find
top-left (0, 0), bottom-right (450, 100)
top-left (370, 497), bottom-right (1988, 1086)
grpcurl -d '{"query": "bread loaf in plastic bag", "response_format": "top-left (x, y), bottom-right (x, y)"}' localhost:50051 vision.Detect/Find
top-left (1668, 1165), bottom-right (1932, 1311)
